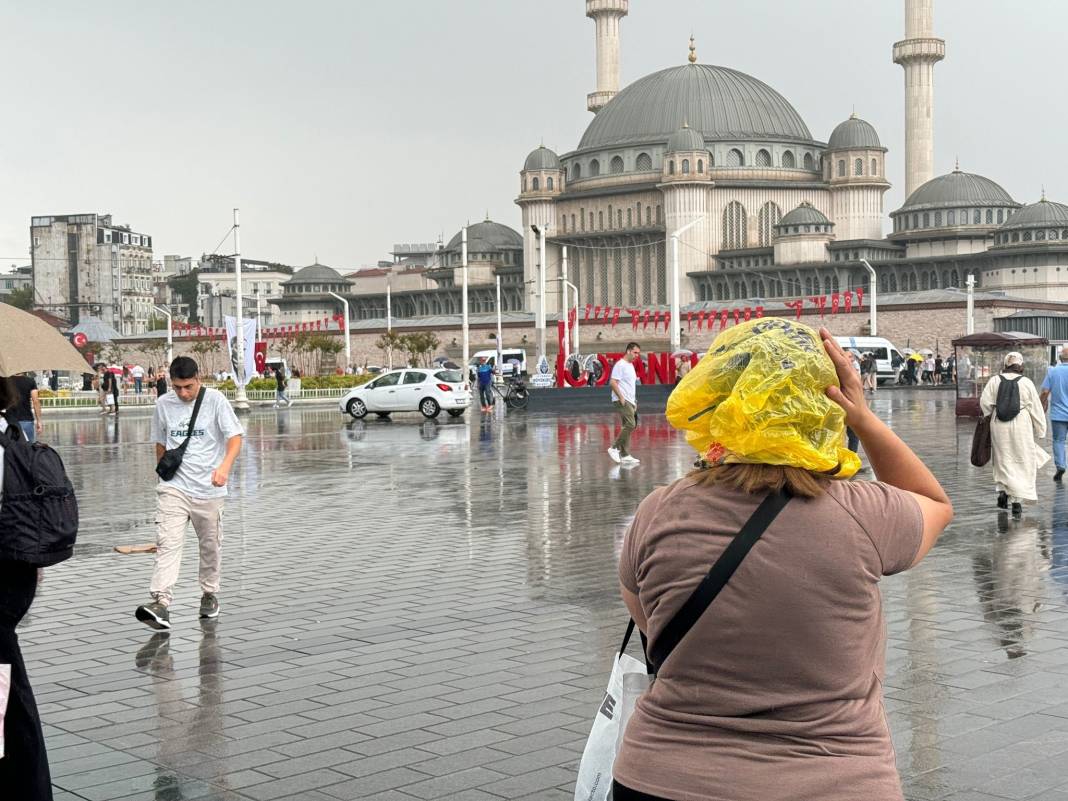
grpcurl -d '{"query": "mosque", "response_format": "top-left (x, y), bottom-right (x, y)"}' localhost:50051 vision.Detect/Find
top-left (514, 0), bottom-right (1068, 320)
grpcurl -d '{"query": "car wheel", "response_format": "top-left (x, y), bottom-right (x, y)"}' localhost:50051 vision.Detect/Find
top-left (420, 398), bottom-right (441, 419)
top-left (375, 412), bottom-right (391, 419)
top-left (447, 409), bottom-right (464, 418)
top-left (346, 398), bottom-right (368, 419)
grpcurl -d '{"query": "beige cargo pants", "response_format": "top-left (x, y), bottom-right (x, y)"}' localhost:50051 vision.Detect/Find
top-left (149, 486), bottom-right (224, 607)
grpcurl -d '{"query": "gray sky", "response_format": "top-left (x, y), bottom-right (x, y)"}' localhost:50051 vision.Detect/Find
top-left (0, 1), bottom-right (1061, 271)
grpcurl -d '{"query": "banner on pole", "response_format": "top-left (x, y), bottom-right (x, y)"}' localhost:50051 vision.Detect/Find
top-left (224, 316), bottom-right (257, 386)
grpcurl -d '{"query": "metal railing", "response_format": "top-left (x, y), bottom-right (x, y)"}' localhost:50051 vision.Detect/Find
top-left (40, 387), bottom-right (350, 408)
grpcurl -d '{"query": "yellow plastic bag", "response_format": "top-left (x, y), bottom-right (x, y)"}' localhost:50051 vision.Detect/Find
top-left (666, 318), bottom-right (859, 478)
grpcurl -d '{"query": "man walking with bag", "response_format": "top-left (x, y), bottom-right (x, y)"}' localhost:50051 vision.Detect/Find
top-left (135, 357), bottom-right (243, 630)
top-left (608, 342), bottom-right (641, 467)
top-left (1042, 346), bottom-right (1068, 482)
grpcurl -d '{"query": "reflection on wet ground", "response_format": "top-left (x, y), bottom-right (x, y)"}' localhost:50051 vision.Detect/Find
top-left (22, 393), bottom-right (1068, 800)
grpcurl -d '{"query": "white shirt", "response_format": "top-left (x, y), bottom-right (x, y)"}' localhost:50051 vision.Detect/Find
top-left (610, 358), bottom-right (638, 407)
top-left (151, 388), bottom-right (244, 499)
top-left (131, 365), bottom-right (145, 379)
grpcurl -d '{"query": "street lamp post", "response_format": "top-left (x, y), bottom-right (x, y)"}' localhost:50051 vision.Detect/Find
top-left (386, 279), bottom-right (393, 370)
top-left (153, 305), bottom-right (173, 366)
top-left (327, 291), bottom-right (351, 371)
top-left (232, 208), bottom-right (249, 411)
top-left (556, 278), bottom-right (579, 366)
top-left (965, 273), bottom-right (975, 335)
top-left (860, 259), bottom-right (877, 336)
top-left (531, 224), bottom-right (547, 367)
top-left (670, 217), bottom-right (704, 352)
top-left (462, 227), bottom-right (469, 382)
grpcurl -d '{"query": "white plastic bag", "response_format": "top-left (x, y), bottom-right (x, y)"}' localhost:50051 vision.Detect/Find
top-left (574, 624), bottom-right (651, 801)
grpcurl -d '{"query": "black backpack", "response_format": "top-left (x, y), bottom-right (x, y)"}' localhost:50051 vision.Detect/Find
top-left (995, 375), bottom-right (1022, 422)
top-left (0, 416), bottom-right (79, 566)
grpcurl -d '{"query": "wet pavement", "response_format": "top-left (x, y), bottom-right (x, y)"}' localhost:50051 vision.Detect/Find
top-left (19, 392), bottom-right (1068, 801)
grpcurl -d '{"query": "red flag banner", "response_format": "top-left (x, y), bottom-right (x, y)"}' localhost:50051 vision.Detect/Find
top-left (719, 309), bottom-right (729, 330)
top-left (844, 290), bottom-right (853, 313)
top-left (755, 305), bottom-right (764, 318)
top-left (593, 306), bottom-right (602, 321)
top-left (731, 308), bottom-right (741, 326)
top-left (687, 311), bottom-right (693, 331)
top-left (629, 308), bottom-right (640, 330)
top-left (584, 304), bottom-right (592, 321)
top-left (855, 287), bottom-right (865, 310)
top-left (785, 299), bottom-right (804, 320)
top-left (743, 307), bottom-right (752, 322)
top-left (652, 311), bottom-right (662, 330)
top-left (831, 292), bottom-right (840, 314)
top-left (603, 307), bottom-right (614, 323)
top-left (663, 311), bottom-right (670, 332)
top-left (642, 310), bottom-right (651, 330)
top-left (809, 295), bottom-right (828, 318)
top-left (610, 308), bottom-right (621, 327)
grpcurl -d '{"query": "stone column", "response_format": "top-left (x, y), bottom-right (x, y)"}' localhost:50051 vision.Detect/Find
top-left (893, 0), bottom-right (945, 197)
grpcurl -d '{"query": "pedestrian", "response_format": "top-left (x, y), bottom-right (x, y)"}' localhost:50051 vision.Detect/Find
top-left (944, 353), bottom-right (956, 385)
top-left (272, 365), bottom-right (292, 408)
top-left (48, 370), bottom-right (59, 392)
top-left (612, 320), bottom-right (953, 801)
top-left (11, 372), bottom-right (42, 443)
top-left (861, 352), bottom-right (877, 394)
top-left (933, 354), bottom-right (943, 385)
top-left (905, 356), bottom-right (918, 385)
top-left (100, 365), bottom-right (119, 415)
top-left (846, 350), bottom-right (862, 453)
top-left (675, 355), bottom-right (691, 384)
top-left (980, 352), bottom-right (1049, 516)
top-left (135, 356), bottom-right (244, 630)
top-left (0, 376), bottom-right (55, 800)
top-left (607, 342), bottom-right (641, 467)
top-left (891, 350), bottom-right (904, 384)
top-left (476, 357), bottom-right (494, 413)
top-left (1040, 346), bottom-right (1068, 482)
top-left (93, 364), bottom-right (108, 415)
top-left (921, 355), bottom-right (934, 384)
top-left (155, 367), bottom-right (168, 398)
top-left (131, 363), bottom-right (145, 395)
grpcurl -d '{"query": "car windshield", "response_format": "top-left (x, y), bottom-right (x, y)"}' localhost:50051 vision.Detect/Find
top-left (435, 370), bottom-right (462, 383)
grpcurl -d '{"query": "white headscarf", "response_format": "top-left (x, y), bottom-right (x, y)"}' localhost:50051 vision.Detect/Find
top-left (1004, 351), bottom-right (1024, 368)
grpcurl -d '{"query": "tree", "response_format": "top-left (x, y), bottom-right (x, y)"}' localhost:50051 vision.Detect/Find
top-left (1, 286), bottom-right (33, 310)
top-left (307, 334), bottom-right (344, 374)
top-left (190, 338), bottom-right (220, 372)
top-left (103, 343), bottom-right (125, 366)
top-left (147, 315), bottom-right (168, 332)
top-left (375, 331), bottom-right (404, 368)
top-left (167, 269), bottom-right (200, 323)
top-left (398, 331), bottom-right (440, 367)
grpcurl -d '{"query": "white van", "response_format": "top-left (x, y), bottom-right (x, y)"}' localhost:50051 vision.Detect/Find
top-left (468, 349), bottom-right (527, 380)
top-left (834, 336), bottom-right (905, 384)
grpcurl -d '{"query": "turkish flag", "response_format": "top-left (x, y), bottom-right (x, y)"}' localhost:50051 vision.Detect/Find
top-left (593, 306), bottom-right (602, 321)
top-left (785, 299), bottom-right (804, 320)
top-left (743, 307), bottom-right (752, 321)
top-left (610, 308), bottom-right (621, 327)
top-left (642, 310), bottom-right (651, 330)
top-left (844, 290), bottom-right (853, 313)
top-left (663, 311), bottom-right (670, 332)
top-left (732, 308), bottom-right (741, 326)
top-left (719, 309), bottom-right (729, 330)
top-left (809, 295), bottom-right (828, 318)
top-left (831, 292), bottom-right (840, 314)
top-left (630, 309), bottom-right (639, 330)
top-left (755, 305), bottom-right (764, 318)
top-left (687, 311), bottom-right (693, 331)
top-left (855, 287), bottom-right (865, 310)
top-left (584, 304), bottom-right (592, 321)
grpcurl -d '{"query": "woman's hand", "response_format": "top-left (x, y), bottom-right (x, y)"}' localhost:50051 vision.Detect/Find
top-left (820, 328), bottom-right (875, 430)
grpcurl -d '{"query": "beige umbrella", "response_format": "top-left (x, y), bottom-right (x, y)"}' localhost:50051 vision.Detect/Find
top-left (0, 304), bottom-right (94, 376)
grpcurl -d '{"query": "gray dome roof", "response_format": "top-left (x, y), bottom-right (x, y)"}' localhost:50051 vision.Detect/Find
top-left (577, 63), bottom-right (814, 151)
top-left (666, 123), bottom-right (706, 152)
top-left (897, 170), bottom-right (1017, 213)
top-left (998, 198), bottom-right (1068, 231)
top-left (827, 115), bottom-right (881, 150)
top-left (446, 219), bottom-right (523, 252)
top-left (287, 262), bottom-right (347, 284)
top-left (523, 146), bottom-right (561, 171)
top-left (777, 202), bottom-right (832, 227)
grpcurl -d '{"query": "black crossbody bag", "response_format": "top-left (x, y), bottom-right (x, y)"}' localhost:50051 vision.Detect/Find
top-left (639, 489), bottom-right (792, 673)
top-left (155, 387), bottom-right (206, 481)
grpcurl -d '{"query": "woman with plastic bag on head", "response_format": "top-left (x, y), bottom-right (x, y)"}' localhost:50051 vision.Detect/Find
top-left (979, 351), bottom-right (1049, 516)
top-left (612, 318), bottom-right (953, 801)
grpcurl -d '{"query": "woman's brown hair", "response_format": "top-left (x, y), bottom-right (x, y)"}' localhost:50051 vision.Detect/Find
top-left (689, 462), bottom-right (831, 499)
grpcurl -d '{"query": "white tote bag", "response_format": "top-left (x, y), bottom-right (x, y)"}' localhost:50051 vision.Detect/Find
top-left (574, 621), bottom-right (651, 801)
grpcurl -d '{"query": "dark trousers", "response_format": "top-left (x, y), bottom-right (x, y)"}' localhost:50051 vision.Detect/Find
top-left (847, 427), bottom-right (859, 453)
top-left (613, 781), bottom-right (673, 801)
top-left (478, 384), bottom-right (494, 407)
top-left (0, 561), bottom-right (52, 800)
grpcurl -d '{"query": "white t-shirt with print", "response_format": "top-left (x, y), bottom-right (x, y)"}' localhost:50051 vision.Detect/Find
top-left (610, 358), bottom-right (638, 407)
top-left (151, 388), bottom-right (244, 499)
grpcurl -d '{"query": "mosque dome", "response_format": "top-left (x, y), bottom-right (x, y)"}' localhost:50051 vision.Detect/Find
top-left (286, 262), bottom-right (347, 284)
top-left (777, 202), bottom-right (831, 227)
top-left (997, 197), bottom-right (1068, 232)
top-left (826, 115), bottom-right (882, 150)
top-left (577, 63), bottom-right (814, 151)
top-left (897, 170), bottom-right (1017, 213)
top-left (523, 146), bottom-right (561, 171)
top-left (445, 219), bottom-right (523, 253)
top-left (666, 122), bottom-right (706, 152)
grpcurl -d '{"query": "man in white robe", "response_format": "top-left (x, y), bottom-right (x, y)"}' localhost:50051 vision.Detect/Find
top-left (980, 351), bottom-right (1049, 513)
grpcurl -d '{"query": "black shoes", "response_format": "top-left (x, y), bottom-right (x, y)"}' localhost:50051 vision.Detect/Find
top-left (997, 491), bottom-right (1008, 509)
top-left (135, 601), bottom-right (171, 630)
top-left (1056, 468), bottom-right (1065, 482)
top-left (1012, 502), bottom-right (1023, 517)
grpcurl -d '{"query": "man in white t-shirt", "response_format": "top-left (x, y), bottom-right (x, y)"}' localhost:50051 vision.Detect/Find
top-left (608, 342), bottom-right (642, 466)
top-left (130, 363), bottom-right (145, 395)
top-left (136, 356), bottom-right (244, 630)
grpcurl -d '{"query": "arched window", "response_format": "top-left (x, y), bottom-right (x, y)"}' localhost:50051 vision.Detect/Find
top-left (668, 160), bottom-right (675, 175)
top-left (572, 164), bottom-right (581, 180)
top-left (997, 209), bottom-right (1004, 223)
top-left (636, 202), bottom-right (642, 225)
top-left (986, 209), bottom-right (993, 224)
top-left (922, 212), bottom-right (930, 228)
top-left (726, 148), bottom-right (744, 167)
top-left (782, 150), bottom-right (796, 168)
top-left (1012, 232), bottom-right (1020, 242)
top-left (837, 159), bottom-right (846, 177)
top-left (598, 211), bottom-right (604, 230)
top-left (561, 216), bottom-right (566, 233)
top-left (617, 210), bottom-right (623, 228)
top-left (608, 205), bottom-right (614, 229)
top-left (636, 152), bottom-right (652, 171)
top-left (697, 159), bottom-right (703, 173)
top-left (610, 155), bottom-right (624, 174)
top-left (571, 214), bottom-right (576, 230)
top-left (1023, 230), bottom-right (1032, 242)
top-left (626, 208), bottom-right (632, 227)
top-left (803, 152), bottom-right (814, 170)
top-left (952, 270), bottom-right (959, 286)
top-left (756, 149), bottom-right (772, 168)
top-left (757, 201), bottom-right (782, 247)
top-left (546, 177), bottom-right (553, 190)
top-left (682, 159), bottom-right (690, 174)
top-left (934, 211), bottom-right (942, 226)
top-left (948, 210), bottom-right (956, 225)
top-left (590, 159), bottom-right (600, 177)
top-left (531, 177), bottom-right (539, 191)
top-left (973, 209), bottom-right (981, 224)
top-left (871, 158), bottom-right (878, 176)
top-left (722, 201), bottom-right (748, 250)
top-left (522, 178), bottom-right (527, 192)
top-left (854, 158), bottom-right (863, 176)
top-left (656, 205), bottom-right (663, 224)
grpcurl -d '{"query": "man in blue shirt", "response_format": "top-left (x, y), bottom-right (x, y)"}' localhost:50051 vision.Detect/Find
top-left (1040, 347), bottom-right (1068, 481)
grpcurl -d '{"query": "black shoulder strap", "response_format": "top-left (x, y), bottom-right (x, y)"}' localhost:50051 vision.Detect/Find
top-left (648, 490), bottom-right (791, 672)
top-left (178, 388), bottom-right (206, 450)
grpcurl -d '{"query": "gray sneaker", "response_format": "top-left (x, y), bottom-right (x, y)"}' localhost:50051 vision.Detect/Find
top-left (199, 592), bottom-right (220, 619)
top-left (135, 601), bottom-right (171, 630)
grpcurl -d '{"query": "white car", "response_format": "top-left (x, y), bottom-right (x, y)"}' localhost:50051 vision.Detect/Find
top-left (339, 368), bottom-right (471, 419)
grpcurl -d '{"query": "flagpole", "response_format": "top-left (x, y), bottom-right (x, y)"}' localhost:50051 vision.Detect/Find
top-left (232, 208), bottom-right (249, 411)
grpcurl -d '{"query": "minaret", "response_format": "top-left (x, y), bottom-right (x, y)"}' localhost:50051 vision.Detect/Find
top-left (586, 0), bottom-right (628, 114)
top-left (893, 0), bottom-right (945, 197)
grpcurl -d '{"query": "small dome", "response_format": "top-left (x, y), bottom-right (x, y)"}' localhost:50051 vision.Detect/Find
top-left (286, 262), bottom-right (347, 284)
top-left (777, 202), bottom-right (832, 227)
top-left (998, 197), bottom-right (1068, 231)
top-left (898, 170), bottom-right (1017, 213)
top-left (446, 219), bottom-right (523, 252)
top-left (666, 123), bottom-right (705, 152)
top-left (523, 146), bottom-right (560, 171)
top-left (827, 115), bottom-right (882, 150)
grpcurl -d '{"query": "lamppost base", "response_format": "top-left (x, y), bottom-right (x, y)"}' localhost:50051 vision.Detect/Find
top-left (232, 391), bottom-right (251, 413)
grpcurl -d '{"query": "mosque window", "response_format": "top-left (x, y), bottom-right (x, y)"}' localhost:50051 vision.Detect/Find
top-left (590, 159), bottom-right (600, 177)
top-left (610, 156), bottom-right (624, 174)
top-left (974, 209), bottom-right (982, 224)
top-left (608, 205), bottom-right (613, 228)
top-left (1012, 232), bottom-right (1020, 242)
top-left (561, 216), bottom-right (566, 233)
top-left (758, 202), bottom-right (782, 247)
top-left (959, 209), bottom-right (967, 224)
top-left (657, 205), bottom-right (663, 224)
top-left (803, 152), bottom-right (814, 170)
top-left (727, 148), bottom-right (744, 167)
top-left (1023, 231), bottom-right (1032, 241)
top-left (589, 212), bottom-right (594, 229)
top-left (617, 210), bottom-right (623, 228)
top-left (948, 210), bottom-right (955, 225)
top-left (934, 211), bottom-right (942, 226)
top-left (646, 207), bottom-right (652, 226)
top-left (837, 160), bottom-right (846, 177)
top-left (1051, 230), bottom-right (1059, 240)
top-left (669, 160), bottom-right (675, 175)
top-left (547, 177), bottom-right (553, 190)
top-left (1063, 229), bottom-right (1068, 239)
top-left (573, 164), bottom-right (582, 180)
top-left (722, 201), bottom-right (748, 250)
top-left (782, 150), bottom-right (795, 168)
top-left (522, 178), bottom-right (527, 192)
top-left (636, 152), bottom-right (652, 171)
top-left (579, 209), bottom-right (585, 231)
top-left (986, 209), bottom-right (993, 224)
top-left (636, 202), bottom-right (642, 224)
top-left (682, 159), bottom-right (690, 174)
top-left (599, 211), bottom-right (604, 230)
top-left (922, 212), bottom-right (930, 228)
top-left (756, 149), bottom-right (771, 168)
top-left (627, 209), bottom-right (632, 227)
top-left (1037, 230), bottom-right (1046, 241)
top-left (531, 177), bottom-right (539, 191)
top-left (871, 159), bottom-right (878, 176)
top-left (854, 158), bottom-right (863, 176)
top-left (697, 159), bottom-right (704, 173)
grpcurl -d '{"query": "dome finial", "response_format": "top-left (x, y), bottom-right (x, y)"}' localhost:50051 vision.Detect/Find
top-left (954, 155), bottom-right (960, 172)
top-left (850, 105), bottom-right (856, 119)
top-left (688, 34), bottom-right (697, 64)
top-left (1041, 185), bottom-right (1048, 202)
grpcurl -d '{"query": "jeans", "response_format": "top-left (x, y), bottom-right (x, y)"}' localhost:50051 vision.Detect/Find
top-left (478, 383), bottom-right (493, 407)
top-left (613, 400), bottom-right (637, 456)
top-left (1053, 420), bottom-right (1068, 470)
top-left (18, 420), bottom-right (36, 443)
top-left (134, 377), bottom-right (143, 394)
top-left (275, 390), bottom-right (289, 406)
